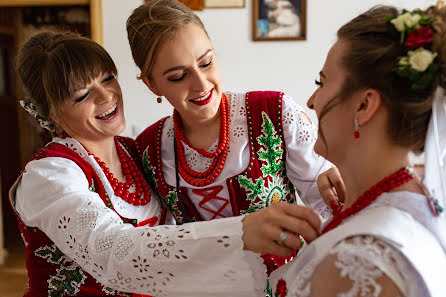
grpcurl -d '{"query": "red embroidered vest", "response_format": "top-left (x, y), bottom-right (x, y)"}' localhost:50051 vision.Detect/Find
top-left (136, 91), bottom-right (296, 223)
top-left (9, 137), bottom-right (160, 297)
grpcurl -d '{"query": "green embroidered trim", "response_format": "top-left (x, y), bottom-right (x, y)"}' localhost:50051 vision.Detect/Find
top-left (166, 190), bottom-right (181, 217)
top-left (48, 265), bottom-right (86, 297)
top-left (258, 112), bottom-right (283, 176)
top-left (238, 112), bottom-right (291, 214)
top-left (35, 244), bottom-right (65, 265)
top-left (142, 147), bottom-right (158, 189)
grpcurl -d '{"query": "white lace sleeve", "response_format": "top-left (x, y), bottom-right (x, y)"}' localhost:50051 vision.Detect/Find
top-left (281, 94), bottom-right (331, 218)
top-left (14, 157), bottom-right (266, 296)
top-left (304, 236), bottom-right (425, 297)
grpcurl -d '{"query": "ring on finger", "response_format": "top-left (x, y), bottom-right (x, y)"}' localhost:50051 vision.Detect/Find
top-left (277, 230), bottom-right (289, 246)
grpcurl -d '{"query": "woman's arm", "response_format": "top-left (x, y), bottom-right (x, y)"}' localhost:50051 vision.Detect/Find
top-left (15, 157), bottom-right (321, 296)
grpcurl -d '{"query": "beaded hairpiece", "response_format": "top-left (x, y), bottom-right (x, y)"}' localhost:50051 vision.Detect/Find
top-left (387, 9), bottom-right (438, 91)
top-left (19, 100), bottom-right (56, 133)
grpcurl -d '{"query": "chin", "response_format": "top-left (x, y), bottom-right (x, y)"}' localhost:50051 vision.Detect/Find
top-left (116, 122), bottom-right (126, 136)
top-left (314, 139), bottom-right (327, 158)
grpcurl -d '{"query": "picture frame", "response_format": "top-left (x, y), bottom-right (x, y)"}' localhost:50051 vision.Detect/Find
top-left (205, 0), bottom-right (245, 9)
top-left (145, 0), bottom-right (203, 11)
top-left (253, 0), bottom-right (306, 41)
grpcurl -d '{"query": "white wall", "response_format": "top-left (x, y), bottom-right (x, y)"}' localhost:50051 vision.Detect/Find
top-left (102, 0), bottom-right (436, 137)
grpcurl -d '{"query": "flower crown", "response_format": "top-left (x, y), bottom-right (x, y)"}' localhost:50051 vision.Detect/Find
top-left (386, 10), bottom-right (438, 91)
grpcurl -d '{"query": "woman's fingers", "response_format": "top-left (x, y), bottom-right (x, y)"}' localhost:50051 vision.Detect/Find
top-left (241, 202), bottom-right (321, 255)
top-left (263, 224), bottom-right (295, 256)
top-left (318, 167), bottom-right (345, 212)
top-left (279, 203), bottom-right (321, 237)
top-left (328, 167), bottom-right (345, 202)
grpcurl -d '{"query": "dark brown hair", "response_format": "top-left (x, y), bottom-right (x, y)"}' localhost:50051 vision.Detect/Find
top-left (16, 31), bottom-right (117, 132)
top-left (126, 0), bottom-right (208, 80)
top-left (322, 5), bottom-right (446, 153)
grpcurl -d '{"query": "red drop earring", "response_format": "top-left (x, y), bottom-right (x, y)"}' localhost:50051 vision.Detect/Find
top-left (354, 119), bottom-right (360, 139)
top-left (157, 96), bottom-right (162, 103)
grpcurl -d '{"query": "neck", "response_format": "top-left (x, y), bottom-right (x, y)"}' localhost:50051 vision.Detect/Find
top-left (177, 94), bottom-right (229, 150)
top-left (79, 136), bottom-right (118, 166)
top-left (336, 140), bottom-right (412, 210)
top-left (182, 110), bottom-right (221, 141)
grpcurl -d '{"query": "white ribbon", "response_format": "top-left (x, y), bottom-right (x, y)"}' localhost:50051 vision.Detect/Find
top-left (424, 87), bottom-right (446, 216)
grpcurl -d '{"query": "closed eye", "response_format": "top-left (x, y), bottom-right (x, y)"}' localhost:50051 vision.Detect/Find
top-left (315, 79), bottom-right (323, 87)
top-left (200, 60), bottom-right (212, 68)
top-left (75, 92), bottom-right (89, 103)
top-left (102, 74), bottom-right (115, 83)
top-left (169, 73), bottom-right (187, 82)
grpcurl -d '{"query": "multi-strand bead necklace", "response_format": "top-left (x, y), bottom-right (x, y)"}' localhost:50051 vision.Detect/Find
top-left (89, 137), bottom-right (151, 206)
top-left (173, 94), bottom-right (230, 187)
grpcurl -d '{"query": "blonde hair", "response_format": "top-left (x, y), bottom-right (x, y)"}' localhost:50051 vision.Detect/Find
top-left (126, 0), bottom-right (208, 80)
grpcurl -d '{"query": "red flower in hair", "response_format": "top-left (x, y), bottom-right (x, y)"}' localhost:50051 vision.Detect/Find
top-left (405, 26), bottom-right (434, 48)
top-left (275, 279), bottom-right (288, 297)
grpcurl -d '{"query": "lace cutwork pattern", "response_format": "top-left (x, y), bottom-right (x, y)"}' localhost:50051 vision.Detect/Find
top-left (95, 233), bottom-right (114, 253)
top-left (113, 234), bottom-right (135, 262)
top-left (286, 236), bottom-right (408, 297)
top-left (330, 236), bottom-right (407, 297)
top-left (281, 98), bottom-right (318, 145)
top-left (184, 144), bottom-right (214, 172)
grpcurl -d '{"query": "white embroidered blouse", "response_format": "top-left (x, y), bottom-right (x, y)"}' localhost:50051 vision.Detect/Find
top-left (160, 92), bottom-right (332, 220)
top-left (12, 137), bottom-right (267, 296)
top-left (269, 191), bottom-right (446, 297)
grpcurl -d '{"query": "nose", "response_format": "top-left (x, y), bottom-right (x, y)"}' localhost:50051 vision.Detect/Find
top-left (95, 85), bottom-right (113, 104)
top-left (307, 92), bottom-right (315, 109)
top-left (191, 70), bottom-right (208, 93)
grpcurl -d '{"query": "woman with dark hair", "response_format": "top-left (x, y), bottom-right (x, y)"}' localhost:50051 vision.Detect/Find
top-left (269, 4), bottom-right (446, 297)
top-left (10, 31), bottom-right (321, 296)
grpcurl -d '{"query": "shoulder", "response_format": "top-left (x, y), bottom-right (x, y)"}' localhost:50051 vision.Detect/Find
top-left (246, 90), bottom-right (284, 104)
top-left (21, 157), bottom-right (88, 189)
top-left (15, 157), bottom-right (90, 216)
top-left (308, 235), bottom-right (407, 297)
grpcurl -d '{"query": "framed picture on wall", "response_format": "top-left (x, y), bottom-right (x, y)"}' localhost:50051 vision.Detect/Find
top-left (205, 0), bottom-right (245, 8)
top-left (145, 0), bottom-right (203, 11)
top-left (253, 0), bottom-right (306, 41)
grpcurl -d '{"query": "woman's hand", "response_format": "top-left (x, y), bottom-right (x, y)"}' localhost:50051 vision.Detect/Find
top-left (317, 167), bottom-right (345, 214)
top-left (241, 202), bottom-right (321, 256)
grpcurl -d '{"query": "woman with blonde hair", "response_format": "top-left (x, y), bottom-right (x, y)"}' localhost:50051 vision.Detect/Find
top-left (126, 0), bottom-right (335, 273)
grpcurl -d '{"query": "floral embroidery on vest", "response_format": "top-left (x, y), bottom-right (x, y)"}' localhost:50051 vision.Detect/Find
top-left (35, 244), bottom-right (87, 297)
top-left (142, 148), bottom-right (158, 189)
top-left (238, 112), bottom-right (294, 214)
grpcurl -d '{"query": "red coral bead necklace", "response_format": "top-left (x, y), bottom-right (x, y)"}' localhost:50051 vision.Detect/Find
top-left (321, 167), bottom-right (414, 234)
top-left (173, 94), bottom-right (230, 187)
top-left (88, 137), bottom-right (151, 206)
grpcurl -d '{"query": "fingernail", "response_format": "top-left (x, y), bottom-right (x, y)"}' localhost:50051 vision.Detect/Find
top-left (330, 200), bottom-right (339, 209)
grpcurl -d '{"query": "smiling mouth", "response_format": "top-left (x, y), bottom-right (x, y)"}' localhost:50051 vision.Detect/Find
top-left (189, 89), bottom-right (213, 106)
top-left (96, 103), bottom-right (117, 120)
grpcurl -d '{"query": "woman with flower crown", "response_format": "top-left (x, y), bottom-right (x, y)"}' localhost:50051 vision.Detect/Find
top-left (268, 4), bottom-right (446, 297)
top-left (9, 31), bottom-right (323, 296)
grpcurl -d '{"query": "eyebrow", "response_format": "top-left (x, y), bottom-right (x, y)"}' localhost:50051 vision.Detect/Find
top-left (319, 71), bottom-right (326, 79)
top-left (162, 49), bottom-right (213, 75)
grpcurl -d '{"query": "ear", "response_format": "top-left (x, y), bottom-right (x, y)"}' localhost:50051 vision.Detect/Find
top-left (142, 77), bottom-right (161, 96)
top-left (356, 88), bottom-right (382, 126)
